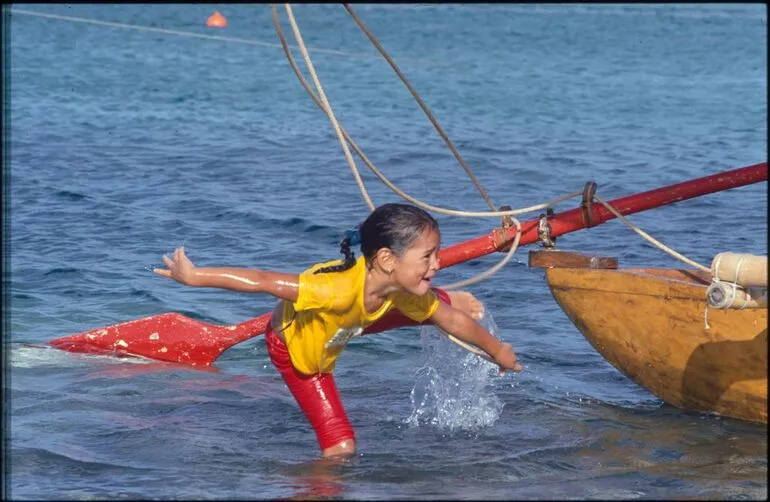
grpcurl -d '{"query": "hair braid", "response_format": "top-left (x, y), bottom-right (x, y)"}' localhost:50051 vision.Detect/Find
top-left (313, 236), bottom-right (358, 275)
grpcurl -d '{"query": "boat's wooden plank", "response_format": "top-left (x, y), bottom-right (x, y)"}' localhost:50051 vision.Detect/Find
top-left (528, 249), bottom-right (618, 269)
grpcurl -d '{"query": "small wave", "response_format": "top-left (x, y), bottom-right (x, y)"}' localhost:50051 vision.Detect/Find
top-left (11, 292), bottom-right (40, 301)
top-left (12, 445), bottom-right (156, 474)
top-left (239, 213), bottom-right (338, 237)
top-left (127, 288), bottom-right (163, 303)
top-left (42, 267), bottom-right (82, 277)
top-left (53, 189), bottom-right (88, 201)
top-left (257, 215), bottom-right (342, 244)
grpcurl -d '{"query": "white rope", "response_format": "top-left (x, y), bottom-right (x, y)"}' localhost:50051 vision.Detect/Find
top-left (705, 255), bottom-right (752, 329)
top-left (593, 193), bottom-right (725, 329)
top-left (440, 220), bottom-right (522, 290)
top-left (272, 6), bottom-right (583, 218)
top-left (275, 5), bottom-right (543, 358)
top-left (343, 3), bottom-right (498, 212)
top-left (437, 328), bottom-right (493, 362)
top-left (271, 5), bottom-right (597, 292)
top-left (712, 252), bottom-right (724, 282)
top-left (593, 194), bottom-right (711, 273)
top-left (282, 4), bottom-right (376, 211)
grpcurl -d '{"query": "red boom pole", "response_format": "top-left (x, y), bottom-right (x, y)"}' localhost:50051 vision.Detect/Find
top-left (439, 162), bottom-right (767, 269)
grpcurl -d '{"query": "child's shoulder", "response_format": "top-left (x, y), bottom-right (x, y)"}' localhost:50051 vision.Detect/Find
top-left (296, 257), bottom-right (365, 312)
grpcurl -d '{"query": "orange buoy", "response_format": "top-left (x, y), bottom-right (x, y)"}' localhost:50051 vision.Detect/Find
top-left (206, 11), bottom-right (227, 28)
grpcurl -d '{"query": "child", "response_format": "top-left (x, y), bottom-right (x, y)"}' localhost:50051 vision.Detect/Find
top-left (154, 203), bottom-right (522, 458)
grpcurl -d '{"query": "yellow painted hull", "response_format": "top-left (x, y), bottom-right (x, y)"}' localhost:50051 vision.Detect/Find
top-left (545, 267), bottom-right (768, 423)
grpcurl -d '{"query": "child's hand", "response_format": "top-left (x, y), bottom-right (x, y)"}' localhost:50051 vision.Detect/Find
top-left (492, 342), bottom-right (523, 375)
top-left (153, 247), bottom-right (198, 286)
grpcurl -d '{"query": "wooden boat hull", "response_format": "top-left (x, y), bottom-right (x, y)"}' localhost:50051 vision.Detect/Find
top-left (545, 267), bottom-right (768, 423)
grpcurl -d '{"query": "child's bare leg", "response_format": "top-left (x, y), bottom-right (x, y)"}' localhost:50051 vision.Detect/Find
top-left (446, 290), bottom-right (485, 320)
top-left (322, 439), bottom-right (356, 458)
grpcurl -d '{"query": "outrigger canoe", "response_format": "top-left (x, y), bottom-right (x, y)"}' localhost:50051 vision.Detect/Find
top-left (531, 250), bottom-right (768, 424)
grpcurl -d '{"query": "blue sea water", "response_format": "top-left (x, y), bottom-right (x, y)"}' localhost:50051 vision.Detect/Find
top-left (5, 3), bottom-right (768, 500)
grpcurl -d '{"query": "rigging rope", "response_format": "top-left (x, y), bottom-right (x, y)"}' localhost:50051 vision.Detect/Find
top-left (273, 6), bottom-right (582, 216)
top-left (343, 4), bottom-right (499, 212)
top-left (8, 8), bottom-right (413, 62)
top-left (276, 6), bottom-right (714, 287)
top-left (273, 4), bottom-right (585, 293)
top-left (593, 194), bottom-right (711, 273)
top-left (271, 6), bottom-right (581, 218)
top-left (276, 4), bottom-right (530, 360)
top-left (16, 6), bottom-right (713, 292)
top-left (282, 4), bottom-right (376, 211)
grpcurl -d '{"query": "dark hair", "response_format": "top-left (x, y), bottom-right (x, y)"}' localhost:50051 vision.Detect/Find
top-left (314, 203), bottom-right (439, 275)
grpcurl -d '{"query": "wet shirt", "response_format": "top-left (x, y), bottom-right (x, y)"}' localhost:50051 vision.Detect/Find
top-left (276, 256), bottom-right (439, 375)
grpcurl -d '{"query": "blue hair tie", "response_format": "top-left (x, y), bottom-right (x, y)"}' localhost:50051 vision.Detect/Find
top-left (344, 229), bottom-right (361, 247)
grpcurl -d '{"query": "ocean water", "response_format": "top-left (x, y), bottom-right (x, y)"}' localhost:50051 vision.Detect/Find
top-left (5, 4), bottom-right (767, 500)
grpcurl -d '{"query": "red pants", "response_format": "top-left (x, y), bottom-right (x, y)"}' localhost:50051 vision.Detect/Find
top-left (266, 288), bottom-right (451, 451)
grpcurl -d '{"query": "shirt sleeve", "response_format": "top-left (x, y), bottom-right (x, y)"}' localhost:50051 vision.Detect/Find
top-left (392, 289), bottom-right (440, 323)
top-left (293, 266), bottom-right (336, 311)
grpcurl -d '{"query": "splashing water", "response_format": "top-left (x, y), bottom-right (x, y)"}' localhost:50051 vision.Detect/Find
top-left (406, 311), bottom-right (504, 433)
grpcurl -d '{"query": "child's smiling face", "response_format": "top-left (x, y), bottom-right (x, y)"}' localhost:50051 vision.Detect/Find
top-left (392, 227), bottom-right (441, 296)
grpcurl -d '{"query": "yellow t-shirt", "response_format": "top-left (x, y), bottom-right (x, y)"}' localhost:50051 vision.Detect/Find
top-left (275, 256), bottom-right (439, 375)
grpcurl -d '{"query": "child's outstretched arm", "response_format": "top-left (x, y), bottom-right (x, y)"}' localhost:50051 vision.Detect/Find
top-left (153, 246), bottom-right (300, 302)
top-left (429, 301), bottom-right (523, 374)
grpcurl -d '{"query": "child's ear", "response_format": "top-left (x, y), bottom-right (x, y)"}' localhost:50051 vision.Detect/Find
top-left (374, 248), bottom-right (397, 274)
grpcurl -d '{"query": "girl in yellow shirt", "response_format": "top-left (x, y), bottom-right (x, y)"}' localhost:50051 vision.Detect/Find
top-left (155, 203), bottom-right (522, 457)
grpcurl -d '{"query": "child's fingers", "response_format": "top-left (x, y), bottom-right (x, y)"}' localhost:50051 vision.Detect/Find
top-left (153, 268), bottom-right (171, 277)
top-left (162, 255), bottom-right (174, 267)
top-left (497, 359), bottom-right (522, 375)
top-left (509, 352), bottom-right (523, 373)
top-left (179, 247), bottom-right (192, 264)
